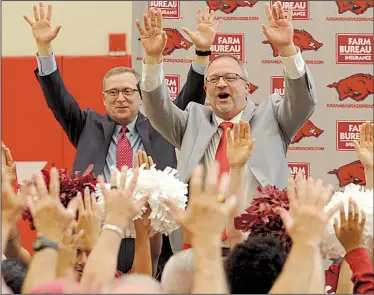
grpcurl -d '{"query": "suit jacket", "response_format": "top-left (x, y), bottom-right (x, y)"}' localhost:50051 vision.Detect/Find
top-left (34, 65), bottom-right (206, 176)
top-left (141, 65), bottom-right (317, 191)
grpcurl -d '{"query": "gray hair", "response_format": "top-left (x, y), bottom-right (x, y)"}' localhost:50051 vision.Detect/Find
top-left (161, 249), bottom-right (194, 294)
top-left (102, 66), bottom-right (140, 92)
top-left (204, 54), bottom-right (249, 83)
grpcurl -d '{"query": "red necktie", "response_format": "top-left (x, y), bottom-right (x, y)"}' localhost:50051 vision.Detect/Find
top-left (116, 126), bottom-right (133, 170)
top-left (215, 122), bottom-right (234, 177)
top-left (215, 121), bottom-right (234, 242)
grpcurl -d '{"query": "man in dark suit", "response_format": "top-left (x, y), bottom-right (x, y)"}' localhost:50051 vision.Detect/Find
top-left (24, 2), bottom-right (214, 276)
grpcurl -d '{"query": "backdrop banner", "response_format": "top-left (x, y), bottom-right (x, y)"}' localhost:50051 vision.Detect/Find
top-left (132, 0), bottom-right (374, 190)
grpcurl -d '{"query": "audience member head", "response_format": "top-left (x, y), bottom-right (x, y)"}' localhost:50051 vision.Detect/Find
top-left (1, 258), bottom-right (28, 294)
top-left (102, 67), bottom-right (142, 125)
top-left (161, 248), bottom-right (194, 293)
top-left (225, 235), bottom-right (288, 294)
top-left (74, 249), bottom-right (89, 278)
top-left (204, 54), bottom-right (250, 121)
top-left (109, 273), bottom-right (162, 294)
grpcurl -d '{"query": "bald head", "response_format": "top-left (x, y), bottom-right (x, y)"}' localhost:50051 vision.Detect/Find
top-left (161, 249), bottom-right (194, 293)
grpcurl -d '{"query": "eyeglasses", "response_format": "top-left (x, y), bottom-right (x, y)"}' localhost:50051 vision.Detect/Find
top-left (104, 88), bottom-right (139, 98)
top-left (205, 73), bottom-right (247, 84)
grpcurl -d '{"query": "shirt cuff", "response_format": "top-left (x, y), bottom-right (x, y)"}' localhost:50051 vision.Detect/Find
top-left (141, 61), bottom-right (164, 92)
top-left (36, 54), bottom-right (58, 76)
top-left (279, 46), bottom-right (306, 80)
top-left (191, 61), bottom-right (206, 76)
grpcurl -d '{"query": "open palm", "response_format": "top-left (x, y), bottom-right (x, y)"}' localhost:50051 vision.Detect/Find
top-left (181, 7), bottom-right (221, 51)
top-left (226, 120), bottom-right (255, 169)
top-left (136, 8), bottom-right (167, 57)
top-left (23, 2), bottom-right (61, 44)
top-left (353, 122), bottom-right (373, 167)
top-left (262, 1), bottom-right (294, 48)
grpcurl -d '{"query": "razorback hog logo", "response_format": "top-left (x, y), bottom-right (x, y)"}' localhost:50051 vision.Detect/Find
top-left (336, 0), bottom-right (374, 15)
top-left (328, 160), bottom-right (366, 187)
top-left (248, 82), bottom-right (258, 94)
top-left (163, 28), bottom-right (193, 55)
top-left (291, 120), bottom-right (324, 144)
top-left (206, 0), bottom-right (258, 14)
top-left (327, 73), bottom-right (373, 102)
top-left (263, 29), bottom-right (323, 57)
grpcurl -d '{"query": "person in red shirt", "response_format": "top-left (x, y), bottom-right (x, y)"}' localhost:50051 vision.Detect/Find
top-left (325, 198), bottom-right (373, 294)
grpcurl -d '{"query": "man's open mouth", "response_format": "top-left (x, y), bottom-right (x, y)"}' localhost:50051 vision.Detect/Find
top-left (218, 92), bottom-right (230, 100)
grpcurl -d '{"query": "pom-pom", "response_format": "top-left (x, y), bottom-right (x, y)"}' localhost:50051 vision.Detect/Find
top-left (96, 165), bottom-right (188, 237)
top-left (234, 185), bottom-right (292, 252)
top-left (22, 165), bottom-right (98, 230)
top-left (322, 184), bottom-right (373, 259)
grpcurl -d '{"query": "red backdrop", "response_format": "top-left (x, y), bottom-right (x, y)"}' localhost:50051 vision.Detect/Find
top-left (1, 55), bottom-right (132, 254)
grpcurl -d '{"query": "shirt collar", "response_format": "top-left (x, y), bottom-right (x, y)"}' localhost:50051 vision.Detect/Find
top-left (214, 111), bottom-right (244, 127)
top-left (114, 115), bottom-right (138, 137)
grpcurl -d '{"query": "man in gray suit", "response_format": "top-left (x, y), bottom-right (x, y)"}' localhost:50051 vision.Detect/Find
top-left (137, 2), bottom-right (317, 253)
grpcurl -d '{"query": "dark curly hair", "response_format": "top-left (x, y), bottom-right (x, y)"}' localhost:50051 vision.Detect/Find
top-left (224, 235), bottom-right (288, 294)
top-left (2, 258), bottom-right (29, 294)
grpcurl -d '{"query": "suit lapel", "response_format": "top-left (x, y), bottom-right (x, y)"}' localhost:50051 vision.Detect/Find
top-left (242, 100), bottom-right (268, 187)
top-left (241, 99), bottom-right (256, 122)
top-left (135, 113), bottom-right (152, 155)
top-left (101, 114), bottom-right (116, 152)
top-left (187, 114), bottom-right (217, 172)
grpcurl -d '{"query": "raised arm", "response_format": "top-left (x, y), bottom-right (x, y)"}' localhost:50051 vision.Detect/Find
top-left (263, 2), bottom-right (316, 143)
top-left (24, 2), bottom-right (87, 148)
top-left (174, 7), bottom-right (222, 110)
top-left (226, 121), bottom-right (255, 248)
top-left (136, 8), bottom-right (189, 149)
top-left (353, 121), bottom-right (373, 189)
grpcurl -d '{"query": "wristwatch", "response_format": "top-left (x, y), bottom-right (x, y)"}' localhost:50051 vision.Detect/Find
top-left (195, 49), bottom-right (212, 56)
top-left (32, 236), bottom-right (59, 252)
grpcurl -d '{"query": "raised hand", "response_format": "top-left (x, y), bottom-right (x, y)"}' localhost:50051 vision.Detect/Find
top-left (181, 7), bottom-right (222, 51)
top-left (226, 120), bottom-right (255, 169)
top-left (98, 167), bottom-right (149, 230)
top-left (277, 175), bottom-right (341, 246)
top-left (26, 168), bottom-right (79, 245)
top-left (134, 150), bottom-right (154, 170)
top-left (333, 198), bottom-right (366, 253)
top-left (136, 8), bottom-right (167, 64)
top-left (353, 121), bottom-right (373, 168)
top-left (2, 168), bottom-right (26, 225)
top-left (23, 2), bottom-right (61, 45)
top-left (75, 189), bottom-right (102, 251)
top-left (262, 1), bottom-right (296, 55)
top-left (164, 162), bottom-right (237, 241)
top-left (1, 142), bottom-right (17, 185)
top-left (134, 205), bottom-right (152, 235)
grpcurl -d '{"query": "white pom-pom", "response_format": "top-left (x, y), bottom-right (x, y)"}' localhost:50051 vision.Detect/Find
top-left (321, 184), bottom-right (373, 259)
top-left (95, 165), bottom-right (188, 237)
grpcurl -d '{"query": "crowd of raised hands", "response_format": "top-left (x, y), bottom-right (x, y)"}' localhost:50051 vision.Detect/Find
top-left (2, 121), bottom-right (372, 294)
top-left (2, 0), bottom-right (373, 293)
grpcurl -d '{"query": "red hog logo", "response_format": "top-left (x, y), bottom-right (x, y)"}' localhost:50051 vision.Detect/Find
top-left (336, 0), bottom-right (374, 15)
top-left (248, 82), bottom-right (258, 94)
top-left (263, 29), bottom-right (323, 57)
top-left (291, 120), bottom-right (324, 144)
top-left (327, 73), bottom-right (373, 102)
top-left (328, 160), bottom-right (366, 187)
top-left (163, 28), bottom-right (193, 55)
top-left (206, 0), bottom-right (258, 14)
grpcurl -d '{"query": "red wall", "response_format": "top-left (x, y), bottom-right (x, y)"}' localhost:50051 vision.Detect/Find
top-left (1, 55), bottom-right (132, 254)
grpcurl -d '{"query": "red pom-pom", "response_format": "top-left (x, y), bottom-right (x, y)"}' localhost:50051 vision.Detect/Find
top-left (234, 185), bottom-right (292, 252)
top-left (22, 165), bottom-right (98, 231)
